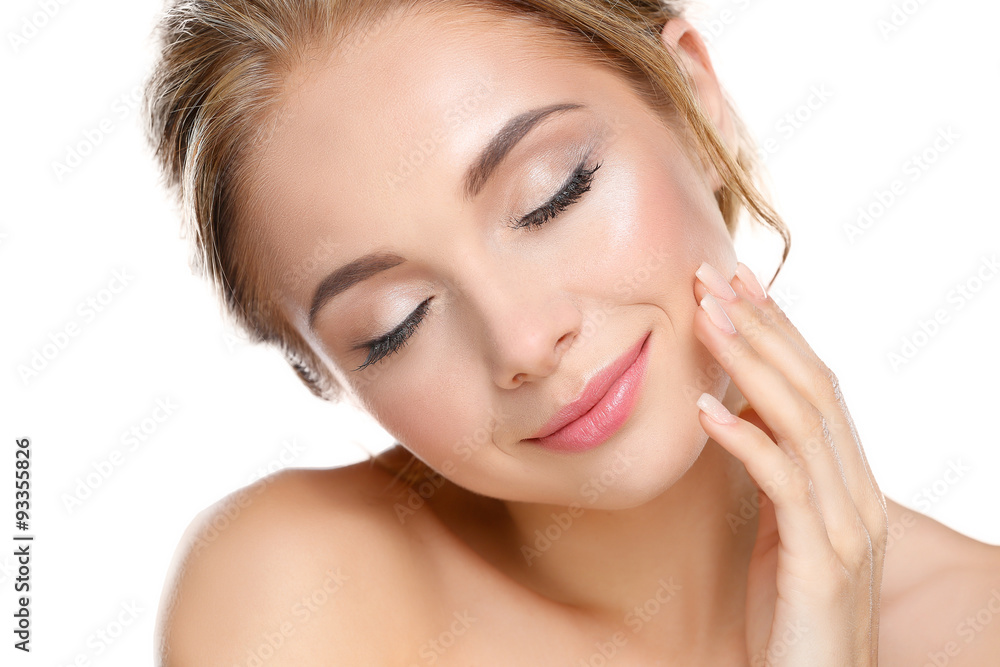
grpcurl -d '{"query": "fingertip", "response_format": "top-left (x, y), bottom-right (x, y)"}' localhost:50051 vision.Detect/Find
top-left (696, 392), bottom-right (738, 425)
top-left (735, 262), bottom-right (767, 300)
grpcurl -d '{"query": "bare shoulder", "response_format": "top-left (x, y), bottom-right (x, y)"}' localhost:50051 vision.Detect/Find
top-left (879, 496), bottom-right (1000, 665)
top-left (155, 459), bottom-right (440, 666)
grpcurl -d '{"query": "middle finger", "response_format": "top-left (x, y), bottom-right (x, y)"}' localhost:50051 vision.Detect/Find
top-left (693, 262), bottom-right (864, 548)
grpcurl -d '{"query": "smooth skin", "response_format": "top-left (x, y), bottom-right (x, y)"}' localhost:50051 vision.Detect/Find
top-left (155, 5), bottom-right (1000, 666)
top-left (693, 264), bottom-right (885, 665)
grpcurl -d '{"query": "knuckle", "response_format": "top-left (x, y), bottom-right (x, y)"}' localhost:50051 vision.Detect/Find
top-left (744, 305), bottom-right (770, 340)
top-left (813, 412), bottom-right (831, 444)
top-left (765, 299), bottom-right (794, 328)
top-left (810, 363), bottom-right (843, 405)
top-left (826, 510), bottom-right (864, 557)
top-left (797, 407), bottom-right (830, 454)
top-left (847, 533), bottom-right (875, 575)
top-left (784, 467), bottom-right (814, 505)
top-left (817, 553), bottom-right (867, 604)
top-left (839, 517), bottom-right (875, 573)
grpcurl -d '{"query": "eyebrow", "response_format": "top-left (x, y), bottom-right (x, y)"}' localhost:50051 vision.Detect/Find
top-left (309, 251), bottom-right (405, 327)
top-left (308, 101), bottom-right (588, 329)
top-left (462, 102), bottom-right (587, 201)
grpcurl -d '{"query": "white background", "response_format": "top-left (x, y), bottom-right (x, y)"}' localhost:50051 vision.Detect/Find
top-left (2, 0), bottom-right (998, 664)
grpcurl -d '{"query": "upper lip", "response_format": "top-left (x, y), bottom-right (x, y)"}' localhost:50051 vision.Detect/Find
top-left (528, 331), bottom-right (650, 439)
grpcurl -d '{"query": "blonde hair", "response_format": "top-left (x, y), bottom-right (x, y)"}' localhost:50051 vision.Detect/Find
top-left (142, 0), bottom-right (789, 413)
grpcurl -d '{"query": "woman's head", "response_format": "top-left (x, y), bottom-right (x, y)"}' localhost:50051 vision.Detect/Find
top-left (143, 0), bottom-right (788, 507)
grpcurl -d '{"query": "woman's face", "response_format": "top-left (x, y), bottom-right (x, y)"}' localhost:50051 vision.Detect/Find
top-left (243, 6), bottom-right (737, 509)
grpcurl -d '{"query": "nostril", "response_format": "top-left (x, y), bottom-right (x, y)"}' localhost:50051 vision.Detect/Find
top-left (556, 331), bottom-right (575, 353)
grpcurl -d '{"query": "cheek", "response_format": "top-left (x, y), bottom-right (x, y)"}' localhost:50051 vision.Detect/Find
top-left (589, 146), bottom-right (734, 399)
top-left (575, 146), bottom-right (732, 314)
top-left (359, 350), bottom-right (496, 476)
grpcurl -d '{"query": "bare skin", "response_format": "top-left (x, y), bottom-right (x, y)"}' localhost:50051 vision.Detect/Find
top-left (155, 5), bottom-right (1000, 666)
top-left (156, 449), bottom-right (1000, 666)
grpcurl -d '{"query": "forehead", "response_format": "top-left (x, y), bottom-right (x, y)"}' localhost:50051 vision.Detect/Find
top-left (243, 4), bottom-right (646, 312)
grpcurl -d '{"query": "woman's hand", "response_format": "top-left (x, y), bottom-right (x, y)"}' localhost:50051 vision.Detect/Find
top-left (692, 260), bottom-right (888, 667)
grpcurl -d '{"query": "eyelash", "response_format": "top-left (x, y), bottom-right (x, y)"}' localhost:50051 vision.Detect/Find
top-left (351, 158), bottom-right (602, 372)
top-left (352, 297), bottom-right (433, 372)
top-left (507, 159), bottom-right (602, 230)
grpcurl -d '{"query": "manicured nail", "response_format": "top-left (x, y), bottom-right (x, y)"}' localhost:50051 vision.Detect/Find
top-left (697, 392), bottom-right (738, 424)
top-left (700, 294), bottom-right (736, 334)
top-left (696, 261), bottom-right (737, 301)
top-left (735, 262), bottom-right (767, 300)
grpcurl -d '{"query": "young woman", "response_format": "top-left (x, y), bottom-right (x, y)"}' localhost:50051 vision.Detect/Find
top-left (143, 0), bottom-right (1000, 664)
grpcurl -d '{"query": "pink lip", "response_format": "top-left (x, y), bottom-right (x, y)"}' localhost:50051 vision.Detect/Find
top-left (526, 330), bottom-right (651, 453)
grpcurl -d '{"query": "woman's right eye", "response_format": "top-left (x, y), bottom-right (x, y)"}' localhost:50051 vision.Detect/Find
top-left (351, 297), bottom-right (433, 372)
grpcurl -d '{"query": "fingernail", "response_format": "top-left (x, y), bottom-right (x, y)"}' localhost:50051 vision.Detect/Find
top-left (697, 392), bottom-right (738, 424)
top-left (735, 262), bottom-right (767, 300)
top-left (696, 261), bottom-right (737, 301)
top-left (700, 294), bottom-right (736, 334)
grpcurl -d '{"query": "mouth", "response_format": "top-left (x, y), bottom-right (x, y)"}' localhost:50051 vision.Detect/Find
top-left (525, 330), bottom-right (652, 453)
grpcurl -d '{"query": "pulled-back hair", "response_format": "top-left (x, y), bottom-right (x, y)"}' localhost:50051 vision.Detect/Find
top-left (141, 0), bottom-right (789, 403)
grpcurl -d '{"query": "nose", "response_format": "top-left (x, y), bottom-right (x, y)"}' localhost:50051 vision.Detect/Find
top-left (477, 279), bottom-right (583, 390)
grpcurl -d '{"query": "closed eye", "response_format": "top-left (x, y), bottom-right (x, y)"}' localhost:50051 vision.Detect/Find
top-left (508, 159), bottom-right (602, 230)
top-left (351, 297), bottom-right (433, 372)
top-left (350, 157), bottom-right (603, 372)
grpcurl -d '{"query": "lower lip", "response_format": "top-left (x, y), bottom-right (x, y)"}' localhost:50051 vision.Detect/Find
top-left (529, 332), bottom-right (651, 453)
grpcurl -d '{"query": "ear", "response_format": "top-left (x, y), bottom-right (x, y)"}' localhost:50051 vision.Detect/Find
top-left (659, 18), bottom-right (737, 192)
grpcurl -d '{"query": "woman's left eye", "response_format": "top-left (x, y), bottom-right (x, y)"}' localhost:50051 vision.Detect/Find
top-left (508, 159), bottom-right (602, 231)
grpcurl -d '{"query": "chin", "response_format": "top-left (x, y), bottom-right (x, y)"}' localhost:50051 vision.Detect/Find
top-left (575, 406), bottom-right (714, 511)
